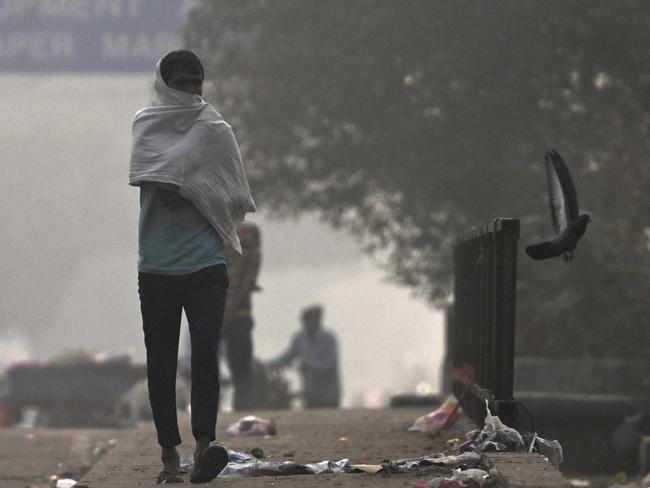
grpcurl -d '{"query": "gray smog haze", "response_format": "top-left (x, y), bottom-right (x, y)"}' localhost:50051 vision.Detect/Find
top-left (0, 73), bottom-right (443, 406)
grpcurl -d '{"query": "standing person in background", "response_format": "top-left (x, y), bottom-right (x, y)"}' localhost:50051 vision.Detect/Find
top-left (129, 50), bottom-right (255, 484)
top-left (267, 305), bottom-right (341, 408)
top-left (222, 221), bottom-right (262, 411)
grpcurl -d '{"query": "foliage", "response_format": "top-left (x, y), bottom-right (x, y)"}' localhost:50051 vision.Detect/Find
top-left (185, 0), bottom-right (650, 357)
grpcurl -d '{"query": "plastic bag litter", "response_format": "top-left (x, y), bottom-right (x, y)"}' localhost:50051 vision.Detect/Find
top-left (305, 459), bottom-right (349, 475)
top-left (226, 415), bottom-right (277, 436)
top-left (218, 450), bottom-right (348, 478)
top-left (461, 400), bottom-right (524, 453)
top-left (55, 480), bottom-right (78, 488)
top-left (529, 434), bottom-right (563, 469)
top-left (381, 451), bottom-right (482, 473)
top-left (408, 395), bottom-right (460, 434)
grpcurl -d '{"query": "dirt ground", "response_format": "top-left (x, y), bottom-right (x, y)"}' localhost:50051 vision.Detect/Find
top-left (0, 427), bottom-right (126, 488)
top-left (78, 407), bottom-right (476, 487)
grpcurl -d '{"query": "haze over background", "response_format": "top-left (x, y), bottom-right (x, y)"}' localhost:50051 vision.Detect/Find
top-left (3, 0), bottom-right (647, 414)
top-left (0, 73), bottom-right (443, 406)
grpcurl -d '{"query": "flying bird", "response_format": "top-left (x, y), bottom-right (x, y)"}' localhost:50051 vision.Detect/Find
top-left (525, 149), bottom-right (591, 262)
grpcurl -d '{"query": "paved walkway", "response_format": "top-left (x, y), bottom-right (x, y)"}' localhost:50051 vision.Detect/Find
top-left (77, 408), bottom-right (570, 487)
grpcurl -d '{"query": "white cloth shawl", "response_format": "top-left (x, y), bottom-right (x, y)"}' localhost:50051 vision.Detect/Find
top-left (129, 60), bottom-right (256, 254)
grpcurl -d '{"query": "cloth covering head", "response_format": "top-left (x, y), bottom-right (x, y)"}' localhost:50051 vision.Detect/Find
top-left (129, 52), bottom-right (256, 254)
top-left (160, 50), bottom-right (204, 84)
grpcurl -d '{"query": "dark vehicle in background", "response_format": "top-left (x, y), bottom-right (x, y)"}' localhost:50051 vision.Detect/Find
top-left (0, 353), bottom-right (146, 428)
top-left (0, 353), bottom-right (293, 429)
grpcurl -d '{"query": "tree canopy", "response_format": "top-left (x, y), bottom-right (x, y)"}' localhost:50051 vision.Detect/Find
top-left (185, 0), bottom-right (650, 357)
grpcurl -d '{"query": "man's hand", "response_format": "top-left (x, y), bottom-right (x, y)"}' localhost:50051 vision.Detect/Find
top-left (159, 188), bottom-right (186, 209)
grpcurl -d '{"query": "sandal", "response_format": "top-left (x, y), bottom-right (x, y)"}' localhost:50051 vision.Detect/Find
top-left (190, 444), bottom-right (229, 483)
top-left (156, 470), bottom-right (184, 484)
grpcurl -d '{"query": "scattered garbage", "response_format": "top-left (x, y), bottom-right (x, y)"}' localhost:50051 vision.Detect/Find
top-left (219, 452), bottom-right (474, 479)
top-left (54, 479), bottom-right (78, 488)
top-left (305, 459), bottom-right (349, 475)
top-left (460, 401), bottom-right (524, 453)
top-left (246, 447), bottom-right (265, 459)
top-left (188, 401), bottom-right (563, 485)
top-left (347, 464), bottom-right (384, 474)
top-left (528, 433), bottom-right (563, 469)
top-left (456, 400), bottom-right (563, 469)
top-left (408, 395), bottom-right (460, 434)
top-left (426, 467), bottom-right (490, 487)
top-left (226, 415), bottom-right (277, 436)
top-left (380, 451), bottom-right (482, 474)
top-left (216, 450), bottom-right (348, 478)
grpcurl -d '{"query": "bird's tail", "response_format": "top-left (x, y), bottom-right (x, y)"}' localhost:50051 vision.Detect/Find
top-left (525, 242), bottom-right (559, 260)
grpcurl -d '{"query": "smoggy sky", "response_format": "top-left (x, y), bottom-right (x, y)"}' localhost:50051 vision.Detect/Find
top-left (0, 73), bottom-right (443, 406)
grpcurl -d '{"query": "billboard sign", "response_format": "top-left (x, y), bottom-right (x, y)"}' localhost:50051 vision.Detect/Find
top-left (0, 0), bottom-right (198, 72)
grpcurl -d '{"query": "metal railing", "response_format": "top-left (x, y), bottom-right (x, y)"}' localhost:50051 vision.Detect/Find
top-left (449, 218), bottom-right (520, 428)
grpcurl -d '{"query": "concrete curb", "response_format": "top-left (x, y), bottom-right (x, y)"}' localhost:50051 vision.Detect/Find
top-left (483, 452), bottom-right (572, 488)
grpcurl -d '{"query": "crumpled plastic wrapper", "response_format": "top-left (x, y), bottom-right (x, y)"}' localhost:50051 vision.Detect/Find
top-left (218, 450), bottom-right (348, 478)
top-left (226, 415), bottom-right (277, 436)
top-left (408, 395), bottom-right (460, 434)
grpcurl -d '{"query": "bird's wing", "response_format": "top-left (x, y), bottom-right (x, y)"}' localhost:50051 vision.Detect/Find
top-left (545, 152), bottom-right (568, 234)
top-left (549, 149), bottom-right (580, 221)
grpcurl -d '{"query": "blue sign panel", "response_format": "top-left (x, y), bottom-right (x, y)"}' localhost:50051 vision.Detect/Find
top-left (0, 0), bottom-right (197, 72)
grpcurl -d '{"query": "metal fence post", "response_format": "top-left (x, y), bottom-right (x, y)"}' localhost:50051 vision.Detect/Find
top-left (492, 219), bottom-right (520, 428)
top-left (451, 218), bottom-right (520, 428)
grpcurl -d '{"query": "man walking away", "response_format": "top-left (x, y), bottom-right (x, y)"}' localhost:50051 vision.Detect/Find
top-left (268, 305), bottom-right (341, 408)
top-left (129, 50), bottom-right (255, 483)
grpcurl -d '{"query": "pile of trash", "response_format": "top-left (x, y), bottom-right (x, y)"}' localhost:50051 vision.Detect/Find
top-left (197, 450), bottom-right (482, 479)
top-left (376, 451), bottom-right (483, 474)
top-left (455, 401), bottom-right (563, 469)
top-left (188, 403), bottom-right (563, 487)
top-left (407, 400), bottom-right (564, 487)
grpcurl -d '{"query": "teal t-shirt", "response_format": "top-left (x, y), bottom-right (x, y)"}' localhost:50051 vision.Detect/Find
top-left (138, 183), bottom-right (225, 274)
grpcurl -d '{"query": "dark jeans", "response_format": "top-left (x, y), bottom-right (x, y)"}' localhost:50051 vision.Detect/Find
top-left (223, 315), bottom-right (254, 410)
top-left (138, 264), bottom-right (228, 448)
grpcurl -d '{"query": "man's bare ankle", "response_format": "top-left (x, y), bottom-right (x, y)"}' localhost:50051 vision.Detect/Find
top-left (161, 446), bottom-right (180, 472)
